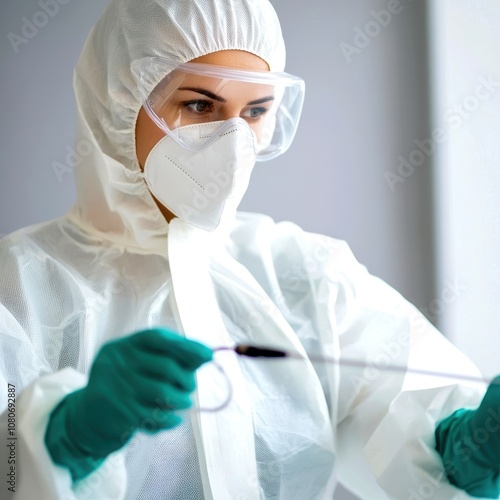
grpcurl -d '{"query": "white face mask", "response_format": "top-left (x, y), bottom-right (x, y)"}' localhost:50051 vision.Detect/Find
top-left (143, 119), bottom-right (257, 232)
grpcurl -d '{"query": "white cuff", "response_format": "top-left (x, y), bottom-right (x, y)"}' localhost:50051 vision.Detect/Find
top-left (6, 367), bottom-right (127, 500)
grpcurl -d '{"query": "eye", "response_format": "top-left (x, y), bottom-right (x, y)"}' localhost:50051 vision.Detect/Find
top-left (183, 100), bottom-right (214, 115)
top-left (242, 107), bottom-right (268, 120)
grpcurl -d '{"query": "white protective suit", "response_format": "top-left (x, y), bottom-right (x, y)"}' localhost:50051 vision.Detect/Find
top-left (0, 0), bottom-right (488, 499)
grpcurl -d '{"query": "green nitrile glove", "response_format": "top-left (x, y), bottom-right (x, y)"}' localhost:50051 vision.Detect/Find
top-left (435, 376), bottom-right (500, 498)
top-left (44, 328), bottom-right (212, 482)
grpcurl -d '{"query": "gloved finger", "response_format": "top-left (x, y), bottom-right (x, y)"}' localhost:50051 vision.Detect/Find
top-left (473, 375), bottom-right (500, 423)
top-left (133, 402), bottom-right (186, 434)
top-left (131, 372), bottom-right (194, 411)
top-left (125, 348), bottom-right (198, 392)
top-left (475, 377), bottom-right (500, 414)
top-left (141, 413), bottom-right (183, 433)
top-left (129, 328), bottom-right (213, 368)
top-left (467, 376), bottom-right (500, 465)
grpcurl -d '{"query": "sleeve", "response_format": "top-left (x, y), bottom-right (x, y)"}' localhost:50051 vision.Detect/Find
top-left (329, 246), bottom-right (486, 499)
top-left (0, 304), bottom-right (128, 500)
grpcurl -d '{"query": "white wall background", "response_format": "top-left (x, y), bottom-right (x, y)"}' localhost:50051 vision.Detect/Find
top-left (0, 0), bottom-right (435, 314)
top-left (244, 0), bottom-right (437, 318)
top-left (0, 0), bottom-right (109, 236)
top-left (1, 1), bottom-right (498, 498)
top-left (429, 1), bottom-right (500, 378)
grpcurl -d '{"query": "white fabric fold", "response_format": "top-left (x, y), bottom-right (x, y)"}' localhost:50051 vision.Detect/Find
top-left (168, 218), bottom-right (260, 499)
top-left (0, 0), bottom-right (489, 497)
top-left (0, 368), bottom-right (127, 500)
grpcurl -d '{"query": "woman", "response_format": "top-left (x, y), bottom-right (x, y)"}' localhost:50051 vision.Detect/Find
top-left (1, 0), bottom-right (499, 498)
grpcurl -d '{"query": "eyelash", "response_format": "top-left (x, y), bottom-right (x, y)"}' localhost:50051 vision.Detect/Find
top-left (181, 100), bottom-right (269, 120)
top-left (183, 100), bottom-right (214, 115)
top-left (244, 107), bottom-right (268, 119)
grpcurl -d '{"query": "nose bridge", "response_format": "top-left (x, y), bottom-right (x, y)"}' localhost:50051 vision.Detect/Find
top-left (220, 103), bottom-right (242, 121)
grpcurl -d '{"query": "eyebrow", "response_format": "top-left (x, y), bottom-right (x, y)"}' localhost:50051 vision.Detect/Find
top-left (247, 96), bottom-right (275, 105)
top-left (178, 87), bottom-right (274, 106)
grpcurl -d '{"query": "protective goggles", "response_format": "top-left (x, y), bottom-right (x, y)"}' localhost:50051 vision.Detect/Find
top-left (135, 57), bottom-right (305, 161)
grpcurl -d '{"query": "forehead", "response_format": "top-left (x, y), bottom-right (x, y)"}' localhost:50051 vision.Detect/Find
top-left (163, 70), bottom-right (275, 100)
top-left (188, 50), bottom-right (270, 71)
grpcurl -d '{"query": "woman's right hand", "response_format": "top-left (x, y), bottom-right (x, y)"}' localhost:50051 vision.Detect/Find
top-left (44, 328), bottom-right (212, 481)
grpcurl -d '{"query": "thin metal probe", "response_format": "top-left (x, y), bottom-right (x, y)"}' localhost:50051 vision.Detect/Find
top-left (214, 344), bottom-right (495, 386)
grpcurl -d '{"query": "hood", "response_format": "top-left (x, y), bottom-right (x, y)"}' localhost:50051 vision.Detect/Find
top-left (69, 0), bottom-right (286, 252)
